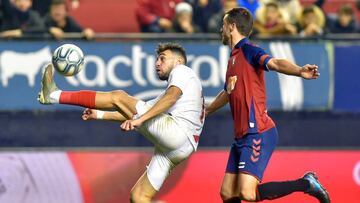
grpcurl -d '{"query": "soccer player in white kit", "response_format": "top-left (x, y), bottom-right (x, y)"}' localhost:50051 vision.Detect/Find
top-left (38, 43), bottom-right (205, 202)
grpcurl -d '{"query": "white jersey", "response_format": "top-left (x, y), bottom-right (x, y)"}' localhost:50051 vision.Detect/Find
top-left (147, 64), bottom-right (204, 149)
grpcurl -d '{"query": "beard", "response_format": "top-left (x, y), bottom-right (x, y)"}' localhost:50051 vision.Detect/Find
top-left (157, 72), bottom-right (169, 81)
top-left (158, 75), bottom-right (168, 81)
top-left (222, 33), bottom-right (229, 45)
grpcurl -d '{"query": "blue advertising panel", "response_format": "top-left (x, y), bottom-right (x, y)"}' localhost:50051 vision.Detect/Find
top-left (334, 45), bottom-right (360, 111)
top-left (0, 41), bottom-right (331, 110)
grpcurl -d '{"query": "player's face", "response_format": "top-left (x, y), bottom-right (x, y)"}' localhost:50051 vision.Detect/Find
top-left (155, 50), bottom-right (177, 81)
top-left (221, 15), bottom-right (231, 45)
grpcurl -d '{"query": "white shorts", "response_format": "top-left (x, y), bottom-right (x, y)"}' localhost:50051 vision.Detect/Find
top-left (133, 100), bottom-right (194, 190)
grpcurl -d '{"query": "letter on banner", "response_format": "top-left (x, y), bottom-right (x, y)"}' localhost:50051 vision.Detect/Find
top-left (132, 45), bottom-right (147, 86)
top-left (354, 161), bottom-right (360, 186)
top-left (78, 55), bottom-right (106, 87)
top-left (107, 56), bottom-right (133, 87)
top-left (269, 42), bottom-right (304, 110)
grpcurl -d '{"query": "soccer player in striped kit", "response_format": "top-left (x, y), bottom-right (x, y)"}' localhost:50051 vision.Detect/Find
top-left (206, 7), bottom-right (330, 203)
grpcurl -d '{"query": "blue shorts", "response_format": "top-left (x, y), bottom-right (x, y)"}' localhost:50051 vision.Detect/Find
top-left (225, 127), bottom-right (278, 181)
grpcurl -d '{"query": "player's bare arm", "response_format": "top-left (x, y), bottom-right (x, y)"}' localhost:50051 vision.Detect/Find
top-left (82, 108), bottom-right (127, 121)
top-left (205, 90), bottom-right (229, 116)
top-left (267, 58), bottom-right (320, 80)
top-left (120, 86), bottom-right (182, 131)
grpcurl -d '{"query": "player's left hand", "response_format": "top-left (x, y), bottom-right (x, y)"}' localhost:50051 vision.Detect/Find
top-left (82, 108), bottom-right (97, 120)
top-left (120, 119), bottom-right (143, 131)
top-left (301, 64), bottom-right (320, 79)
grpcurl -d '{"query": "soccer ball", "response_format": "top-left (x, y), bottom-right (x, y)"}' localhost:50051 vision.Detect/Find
top-left (52, 44), bottom-right (84, 76)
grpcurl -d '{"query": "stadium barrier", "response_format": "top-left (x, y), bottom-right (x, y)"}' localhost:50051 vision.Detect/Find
top-left (1, 110), bottom-right (360, 147)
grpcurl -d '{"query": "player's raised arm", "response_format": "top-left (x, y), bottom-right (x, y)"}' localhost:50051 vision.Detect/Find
top-left (82, 108), bottom-right (127, 122)
top-left (205, 90), bottom-right (228, 116)
top-left (120, 86), bottom-right (182, 131)
top-left (139, 86), bottom-right (181, 121)
top-left (267, 58), bottom-right (320, 80)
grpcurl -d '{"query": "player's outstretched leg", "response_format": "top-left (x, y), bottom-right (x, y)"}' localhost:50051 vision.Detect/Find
top-left (38, 63), bottom-right (138, 119)
top-left (303, 172), bottom-right (330, 203)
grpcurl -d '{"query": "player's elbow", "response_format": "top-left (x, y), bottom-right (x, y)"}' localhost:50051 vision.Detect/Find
top-left (165, 92), bottom-right (181, 106)
top-left (167, 96), bottom-right (178, 106)
top-left (267, 58), bottom-right (280, 71)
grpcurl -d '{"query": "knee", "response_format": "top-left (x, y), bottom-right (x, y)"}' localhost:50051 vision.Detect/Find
top-left (130, 189), bottom-right (151, 203)
top-left (110, 90), bottom-right (127, 104)
top-left (220, 187), bottom-right (234, 201)
top-left (238, 188), bottom-right (257, 201)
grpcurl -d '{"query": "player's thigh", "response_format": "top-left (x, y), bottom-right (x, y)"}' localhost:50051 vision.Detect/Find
top-left (165, 138), bottom-right (194, 165)
top-left (136, 106), bottom-right (189, 150)
top-left (96, 90), bottom-right (138, 114)
top-left (221, 143), bottom-right (241, 198)
top-left (237, 172), bottom-right (259, 200)
top-left (220, 173), bottom-right (259, 200)
top-left (237, 127), bottom-right (278, 181)
top-left (130, 172), bottom-right (157, 201)
top-left (111, 90), bottom-right (138, 118)
top-left (146, 141), bottom-right (194, 191)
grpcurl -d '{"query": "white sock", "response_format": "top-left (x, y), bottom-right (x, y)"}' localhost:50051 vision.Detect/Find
top-left (50, 90), bottom-right (62, 103)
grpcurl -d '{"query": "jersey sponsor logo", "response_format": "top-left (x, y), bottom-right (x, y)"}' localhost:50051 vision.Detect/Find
top-left (226, 75), bottom-right (237, 94)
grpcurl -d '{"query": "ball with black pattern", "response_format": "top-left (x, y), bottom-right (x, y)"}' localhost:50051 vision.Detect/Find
top-left (52, 44), bottom-right (84, 76)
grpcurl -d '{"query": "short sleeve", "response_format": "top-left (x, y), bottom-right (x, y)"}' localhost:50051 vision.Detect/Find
top-left (168, 65), bottom-right (191, 93)
top-left (242, 44), bottom-right (273, 71)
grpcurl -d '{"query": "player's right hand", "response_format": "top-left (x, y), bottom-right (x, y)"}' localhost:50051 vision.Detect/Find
top-left (82, 108), bottom-right (97, 121)
top-left (301, 64), bottom-right (320, 79)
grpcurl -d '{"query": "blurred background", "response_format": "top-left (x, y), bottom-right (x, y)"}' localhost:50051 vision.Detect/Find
top-left (0, 0), bottom-right (359, 202)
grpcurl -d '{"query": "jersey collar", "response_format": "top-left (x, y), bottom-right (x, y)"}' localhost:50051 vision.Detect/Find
top-left (234, 37), bottom-right (249, 49)
top-left (230, 38), bottom-right (249, 56)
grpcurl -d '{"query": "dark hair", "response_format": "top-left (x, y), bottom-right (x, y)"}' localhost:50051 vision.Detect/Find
top-left (265, 2), bottom-right (279, 9)
top-left (225, 7), bottom-right (253, 37)
top-left (302, 5), bottom-right (316, 15)
top-left (156, 42), bottom-right (187, 64)
top-left (338, 4), bottom-right (354, 15)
